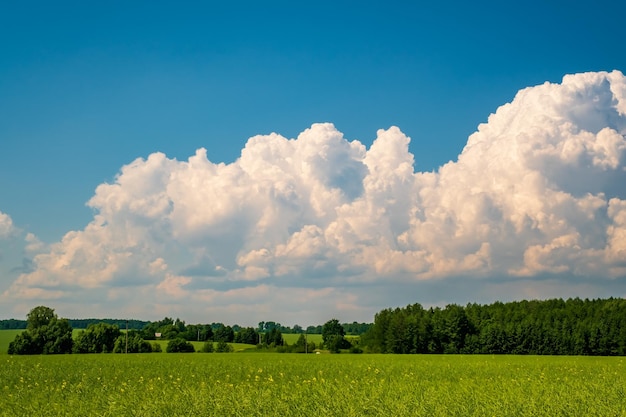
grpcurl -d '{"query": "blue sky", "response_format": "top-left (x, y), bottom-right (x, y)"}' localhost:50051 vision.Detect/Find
top-left (1, 1), bottom-right (626, 324)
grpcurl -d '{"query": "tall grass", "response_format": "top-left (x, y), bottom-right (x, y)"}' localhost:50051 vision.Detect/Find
top-left (1, 354), bottom-right (624, 416)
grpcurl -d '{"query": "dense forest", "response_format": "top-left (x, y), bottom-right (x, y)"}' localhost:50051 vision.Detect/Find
top-left (360, 298), bottom-right (626, 355)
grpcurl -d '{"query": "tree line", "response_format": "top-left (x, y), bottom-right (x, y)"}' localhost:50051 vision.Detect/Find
top-left (0, 318), bottom-right (149, 330)
top-left (1, 316), bottom-right (371, 335)
top-left (360, 298), bottom-right (626, 355)
top-left (10, 298), bottom-right (625, 356)
top-left (6, 306), bottom-right (353, 354)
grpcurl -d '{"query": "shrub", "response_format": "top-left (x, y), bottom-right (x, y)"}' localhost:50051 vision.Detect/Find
top-left (215, 341), bottom-right (233, 353)
top-left (166, 338), bottom-right (195, 353)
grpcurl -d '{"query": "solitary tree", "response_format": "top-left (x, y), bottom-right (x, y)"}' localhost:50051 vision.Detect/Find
top-left (322, 319), bottom-right (350, 353)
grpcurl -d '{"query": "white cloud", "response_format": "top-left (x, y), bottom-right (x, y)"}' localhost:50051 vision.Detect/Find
top-left (0, 211), bottom-right (16, 239)
top-left (24, 233), bottom-right (46, 253)
top-left (3, 70), bottom-right (626, 324)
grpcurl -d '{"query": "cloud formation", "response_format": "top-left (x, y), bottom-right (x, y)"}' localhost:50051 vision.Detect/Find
top-left (0, 211), bottom-right (15, 239)
top-left (3, 71), bottom-right (626, 324)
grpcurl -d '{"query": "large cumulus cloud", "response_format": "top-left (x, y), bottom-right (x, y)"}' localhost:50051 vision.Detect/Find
top-left (3, 70), bottom-right (626, 323)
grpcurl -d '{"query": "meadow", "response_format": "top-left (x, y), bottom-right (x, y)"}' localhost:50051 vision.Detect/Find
top-left (1, 352), bottom-right (625, 416)
top-left (0, 330), bottom-right (21, 354)
top-left (281, 332), bottom-right (323, 345)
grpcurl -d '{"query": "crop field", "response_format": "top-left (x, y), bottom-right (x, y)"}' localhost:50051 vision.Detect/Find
top-left (1, 353), bottom-right (625, 416)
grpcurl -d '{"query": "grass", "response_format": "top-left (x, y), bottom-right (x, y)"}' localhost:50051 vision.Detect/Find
top-left (281, 333), bottom-right (323, 345)
top-left (0, 330), bottom-right (22, 354)
top-left (1, 353), bottom-right (625, 416)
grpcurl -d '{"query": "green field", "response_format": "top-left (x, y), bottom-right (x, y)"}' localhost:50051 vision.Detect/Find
top-left (281, 332), bottom-right (323, 345)
top-left (1, 353), bottom-right (625, 416)
top-left (0, 330), bottom-right (22, 354)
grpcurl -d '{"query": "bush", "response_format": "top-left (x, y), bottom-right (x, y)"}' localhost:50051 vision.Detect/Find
top-left (113, 333), bottom-right (153, 353)
top-left (201, 341), bottom-right (214, 353)
top-left (349, 346), bottom-right (363, 354)
top-left (73, 323), bottom-right (121, 354)
top-left (151, 342), bottom-right (162, 353)
top-left (215, 341), bottom-right (233, 353)
top-left (8, 332), bottom-right (37, 355)
top-left (166, 338), bottom-right (195, 353)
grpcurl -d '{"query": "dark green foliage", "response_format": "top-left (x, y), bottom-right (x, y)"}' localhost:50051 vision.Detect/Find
top-left (257, 321), bottom-right (281, 332)
top-left (234, 327), bottom-right (259, 344)
top-left (326, 335), bottom-right (351, 353)
top-left (262, 328), bottom-right (284, 346)
top-left (69, 319), bottom-right (148, 330)
top-left (322, 319), bottom-right (344, 340)
top-left (257, 321), bottom-right (309, 334)
top-left (287, 334), bottom-right (317, 353)
top-left (8, 306), bottom-right (73, 355)
top-left (272, 334), bottom-right (318, 353)
top-left (322, 319), bottom-right (351, 352)
top-left (342, 321), bottom-right (373, 335)
top-left (27, 306), bottom-right (57, 330)
top-left (215, 341), bottom-right (233, 352)
top-left (306, 325), bottom-right (323, 334)
top-left (8, 332), bottom-right (37, 354)
top-left (293, 334), bottom-right (309, 353)
top-left (0, 319), bottom-right (27, 329)
top-left (1, 318), bottom-right (149, 330)
top-left (141, 317), bottom-right (185, 340)
top-left (180, 324), bottom-right (213, 342)
top-left (166, 338), bottom-right (195, 353)
top-left (362, 298), bottom-right (626, 355)
top-left (73, 323), bottom-right (121, 353)
top-left (213, 325), bottom-right (235, 343)
top-left (201, 341), bottom-right (214, 353)
top-left (349, 345), bottom-right (364, 353)
top-left (113, 331), bottom-right (153, 353)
